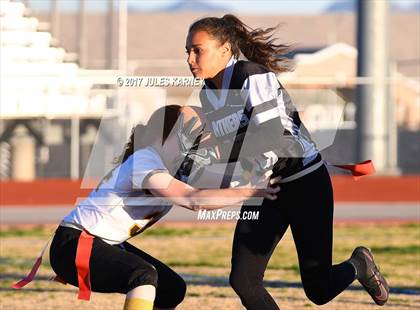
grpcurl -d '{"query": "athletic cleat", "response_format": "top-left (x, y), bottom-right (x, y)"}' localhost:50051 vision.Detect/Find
top-left (349, 246), bottom-right (389, 306)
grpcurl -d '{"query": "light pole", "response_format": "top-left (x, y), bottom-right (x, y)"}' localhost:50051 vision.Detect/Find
top-left (356, 0), bottom-right (397, 174)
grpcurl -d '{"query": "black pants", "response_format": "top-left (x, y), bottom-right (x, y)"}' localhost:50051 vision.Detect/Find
top-left (49, 226), bottom-right (186, 308)
top-left (229, 164), bottom-right (356, 309)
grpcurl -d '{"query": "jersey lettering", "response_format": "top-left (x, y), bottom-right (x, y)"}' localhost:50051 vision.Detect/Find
top-left (211, 110), bottom-right (249, 137)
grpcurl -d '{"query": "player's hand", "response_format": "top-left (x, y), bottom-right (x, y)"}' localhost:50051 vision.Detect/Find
top-left (243, 165), bottom-right (281, 200)
top-left (254, 151), bottom-right (279, 175)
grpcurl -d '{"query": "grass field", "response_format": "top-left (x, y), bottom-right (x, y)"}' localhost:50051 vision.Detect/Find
top-left (0, 222), bottom-right (419, 309)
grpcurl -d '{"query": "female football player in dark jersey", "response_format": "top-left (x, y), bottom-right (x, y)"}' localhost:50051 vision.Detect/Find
top-left (185, 14), bottom-right (389, 309)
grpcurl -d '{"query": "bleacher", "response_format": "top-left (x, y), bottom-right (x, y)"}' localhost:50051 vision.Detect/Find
top-left (0, 0), bottom-right (119, 119)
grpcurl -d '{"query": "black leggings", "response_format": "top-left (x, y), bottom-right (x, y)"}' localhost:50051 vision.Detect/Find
top-left (229, 164), bottom-right (356, 309)
top-left (49, 226), bottom-right (186, 308)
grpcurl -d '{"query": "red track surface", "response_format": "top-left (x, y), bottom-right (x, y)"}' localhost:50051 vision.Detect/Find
top-left (0, 176), bottom-right (419, 206)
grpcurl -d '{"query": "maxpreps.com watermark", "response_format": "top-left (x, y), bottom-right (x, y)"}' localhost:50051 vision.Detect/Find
top-left (197, 209), bottom-right (259, 221)
top-left (117, 76), bottom-right (203, 88)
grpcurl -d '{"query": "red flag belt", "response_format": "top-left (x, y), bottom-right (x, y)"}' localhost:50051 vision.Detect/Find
top-left (326, 160), bottom-right (375, 180)
top-left (12, 229), bottom-right (94, 301)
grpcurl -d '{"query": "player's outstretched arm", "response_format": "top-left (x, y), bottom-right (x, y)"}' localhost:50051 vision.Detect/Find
top-left (144, 168), bottom-right (281, 211)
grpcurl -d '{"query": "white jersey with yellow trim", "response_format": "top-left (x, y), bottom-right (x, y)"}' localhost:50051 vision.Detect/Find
top-left (63, 146), bottom-right (172, 245)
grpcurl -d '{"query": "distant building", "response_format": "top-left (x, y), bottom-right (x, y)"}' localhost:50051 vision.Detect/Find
top-left (281, 43), bottom-right (419, 130)
top-left (28, 12), bottom-right (419, 78)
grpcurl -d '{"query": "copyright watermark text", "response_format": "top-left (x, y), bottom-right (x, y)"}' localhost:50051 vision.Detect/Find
top-left (117, 76), bottom-right (203, 88)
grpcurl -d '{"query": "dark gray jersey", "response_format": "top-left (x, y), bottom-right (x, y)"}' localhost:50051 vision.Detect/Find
top-left (199, 58), bottom-right (320, 179)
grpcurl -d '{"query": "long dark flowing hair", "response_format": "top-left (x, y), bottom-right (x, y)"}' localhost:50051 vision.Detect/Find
top-left (188, 14), bottom-right (291, 73)
top-left (96, 105), bottom-right (182, 190)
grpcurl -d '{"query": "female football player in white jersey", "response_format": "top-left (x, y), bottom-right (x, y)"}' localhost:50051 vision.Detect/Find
top-left (48, 104), bottom-right (280, 310)
top-left (184, 14), bottom-right (389, 309)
